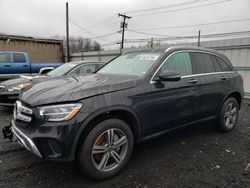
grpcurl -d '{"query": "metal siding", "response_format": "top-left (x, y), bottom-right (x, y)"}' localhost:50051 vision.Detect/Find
top-left (70, 37), bottom-right (250, 97)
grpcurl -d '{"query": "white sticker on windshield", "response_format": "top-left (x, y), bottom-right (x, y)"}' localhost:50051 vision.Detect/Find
top-left (139, 55), bottom-right (159, 61)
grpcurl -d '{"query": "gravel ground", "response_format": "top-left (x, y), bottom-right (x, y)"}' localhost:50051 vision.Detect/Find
top-left (0, 101), bottom-right (250, 188)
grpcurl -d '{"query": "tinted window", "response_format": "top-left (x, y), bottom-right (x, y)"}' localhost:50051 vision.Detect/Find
top-left (13, 53), bottom-right (26, 63)
top-left (0, 53), bottom-right (10, 63)
top-left (95, 63), bottom-right (104, 70)
top-left (70, 64), bottom-right (96, 75)
top-left (211, 55), bottom-right (222, 72)
top-left (191, 52), bottom-right (215, 74)
top-left (47, 63), bottom-right (77, 77)
top-left (160, 52), bottom-right (192, 76)
top-left (214, 56), bottom-right (232, 71)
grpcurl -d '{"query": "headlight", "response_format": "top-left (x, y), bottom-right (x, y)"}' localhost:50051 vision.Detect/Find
top-left (6, 83), bottom-right (32, 92)
top-left (38, 103), bottom-right (82, 122)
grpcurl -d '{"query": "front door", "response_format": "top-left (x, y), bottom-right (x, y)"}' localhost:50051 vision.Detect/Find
top-left (0, 53), bottom-right (12, 74)
top-left (138, 52), bottom-right (197, 137)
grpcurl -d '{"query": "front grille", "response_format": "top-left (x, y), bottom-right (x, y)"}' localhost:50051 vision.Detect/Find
top-left (14, 101), bottom-right (33, 123)
top-left (0, 86), bottom-right (5, 92)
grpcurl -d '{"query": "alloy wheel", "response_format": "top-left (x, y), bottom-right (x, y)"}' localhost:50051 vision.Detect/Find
top-left (224, 102), bottom-right (237, 129)
top-left (91, 128), bottom-right (128, 172)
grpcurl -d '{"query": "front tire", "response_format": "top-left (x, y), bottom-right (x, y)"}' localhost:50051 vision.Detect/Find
top-left (77, 119), bottom-right (134, 180)
top-left (217, 97), bottom-right (239, 132)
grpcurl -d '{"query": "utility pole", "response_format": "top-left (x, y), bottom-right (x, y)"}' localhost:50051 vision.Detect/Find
top-left (197, 30), bottom-right (201, 47)
top-left (118, 13), bottom-right (131, 52)
top-left (150, 37), bottom-right (154, 49)
top-left (66, 2), bottom-right (70, 62)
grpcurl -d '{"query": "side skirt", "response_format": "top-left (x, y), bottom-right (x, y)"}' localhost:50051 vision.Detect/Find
top-left (139, 116), bottom-right (216, 142)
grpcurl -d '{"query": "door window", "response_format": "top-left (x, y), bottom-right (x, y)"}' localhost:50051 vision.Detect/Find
top-left (13, 53), bottom-right (26, 63)
top-left (191, 52), bottom-right (216, 74)
top-left (0, 53), bottom-right (10, 63)
top-left (159, 52), bottom-right (192, 76)
top-left (70, 64), bottom-right (97, 75)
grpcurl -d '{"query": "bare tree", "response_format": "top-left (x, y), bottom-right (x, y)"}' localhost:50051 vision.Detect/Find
top-left (52, 35), bottom-right (102, 52)
top-left (69, 37), bottom-right (101, 52)
top-left (93, 41), bottom-right (101, 51)
top-left (84, 38), bottom-right (91, 51)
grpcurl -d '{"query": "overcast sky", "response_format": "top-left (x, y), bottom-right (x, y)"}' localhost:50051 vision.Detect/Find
top-left (0, 0), bottom-right (250, 48)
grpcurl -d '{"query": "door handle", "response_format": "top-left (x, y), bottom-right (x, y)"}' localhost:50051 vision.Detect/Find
top-left (4, 65), bottom-right (10, 67)
top-left (188, 79), bottom-right (198, 84)
top-left (220, 76), bottom-right (227, 80)
top-left (22, 65), bottom-right (28, 67)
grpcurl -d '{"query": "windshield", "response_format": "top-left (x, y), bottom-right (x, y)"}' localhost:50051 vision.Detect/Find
top-left (98, 52), bottom-right (162, 76)
top-left (47, 63), bottom-right (77, 77)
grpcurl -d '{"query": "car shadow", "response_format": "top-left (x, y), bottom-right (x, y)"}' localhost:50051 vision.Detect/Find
top-left (0, 106), bottom-right (13, 114)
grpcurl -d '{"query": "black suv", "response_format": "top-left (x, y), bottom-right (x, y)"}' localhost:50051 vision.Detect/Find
top-left (9, 46), bottom-right (244, 180)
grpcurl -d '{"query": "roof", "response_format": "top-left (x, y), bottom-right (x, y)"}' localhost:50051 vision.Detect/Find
top-left (68, 61), bottom-right (106, 65)
top-left (124, 45), bottom-right (223, 56)
top-left (0, 33), bottom-right (63, 45)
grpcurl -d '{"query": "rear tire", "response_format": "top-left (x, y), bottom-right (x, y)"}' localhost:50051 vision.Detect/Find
top-left (216, 97), bottom-right (239, 132)
top-left (77, 118), bottom-right (134, 180)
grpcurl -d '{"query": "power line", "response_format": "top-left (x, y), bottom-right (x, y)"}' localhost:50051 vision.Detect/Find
top-left (125, 0), bottom-right (209, 14)
top-left (127, 30), bottom-right (174, 37)
top-left (99, 30), bottom-right (250, 47)
top-left (70, 30), bottom-right (118, 42)
top-left (123, 31), bottom-right (250, 43)
top-left (130, 18), bottom-right (250, 31)
top-left (72, 19), bottom-right (119, 35)
top-left (69, 17), bottom-right (96, 37)
top-left (90, 32), bottom-right (118, 40)
top-left (131, 0), bottom-right (231, 17)
top-left (86, 14), bottom-right (117, 29)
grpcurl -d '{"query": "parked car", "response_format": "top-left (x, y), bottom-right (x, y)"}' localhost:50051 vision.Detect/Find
top-left (0, 51), bottom-right (62, 81)
top-left (5, 46), bottom-right (244, 180)
top-left (0, 61), bottom-right (105, 106)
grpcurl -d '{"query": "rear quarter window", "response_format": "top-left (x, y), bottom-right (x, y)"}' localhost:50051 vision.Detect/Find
top-left (214, 56), bottom-right (232, 72)
top-left (211, 55), bottom-right (222, 72)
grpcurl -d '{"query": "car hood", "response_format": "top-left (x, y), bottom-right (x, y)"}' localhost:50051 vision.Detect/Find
top-left (0, 75), bottom-right (48, 87)
top-left (20, 73), bottom-right (141, 106)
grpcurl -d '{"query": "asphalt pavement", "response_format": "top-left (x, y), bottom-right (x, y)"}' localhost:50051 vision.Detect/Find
top-left (0, 101), bottom-right (250, 188)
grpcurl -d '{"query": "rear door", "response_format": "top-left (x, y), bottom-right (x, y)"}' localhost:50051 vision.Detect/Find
top-left (190, 52), bottom-right (228, 119)
top-left (0, 53), bottom-right (12, 74)
top-left (12, 53), bottom-right (30, 74)
top-left (212, 55), bottom-right (234, 103)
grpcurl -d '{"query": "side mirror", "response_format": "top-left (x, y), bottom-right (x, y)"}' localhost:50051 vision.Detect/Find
top-left (156, 70), bottom-right (181, 82)
top-left (39, 67), bottom-right (54, 75)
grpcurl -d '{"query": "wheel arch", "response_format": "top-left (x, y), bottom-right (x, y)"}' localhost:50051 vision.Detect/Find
top-left (224, 91), bottom-right (242, 109)
top-left (217, 91), bottom-right (242, 116)
top-left (72, 106), bottom-right (141, 160)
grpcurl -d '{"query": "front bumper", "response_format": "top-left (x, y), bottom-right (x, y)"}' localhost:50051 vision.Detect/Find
top-left (11, 121), bottom-right (42, 158)
top-left (0, 92), bottom-right (20, 106)
top-left (10, 117), bottom-right (84, 161)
